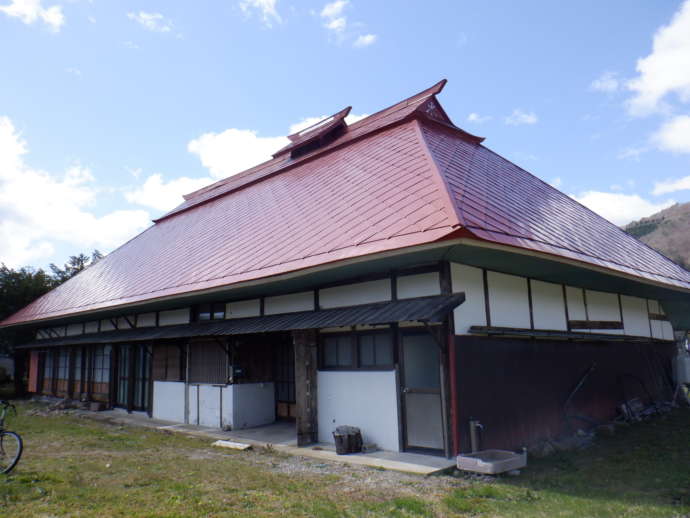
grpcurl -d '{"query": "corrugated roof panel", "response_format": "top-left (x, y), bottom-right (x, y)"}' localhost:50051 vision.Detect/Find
top-left (17, 294), bottom-right (465, 348)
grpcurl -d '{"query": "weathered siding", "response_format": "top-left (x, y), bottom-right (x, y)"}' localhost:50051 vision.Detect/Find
top-left (454, 335), bottom-right (675, 453)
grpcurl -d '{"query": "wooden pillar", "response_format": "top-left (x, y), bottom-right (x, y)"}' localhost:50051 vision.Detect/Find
top-left (293, 329), bottom-right (318, 447)
top-left (67, 347), bottom-right (76, 400)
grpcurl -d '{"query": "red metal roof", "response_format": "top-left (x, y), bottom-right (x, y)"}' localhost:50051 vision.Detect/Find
top-left (3, 80), bottom-right (690, 327)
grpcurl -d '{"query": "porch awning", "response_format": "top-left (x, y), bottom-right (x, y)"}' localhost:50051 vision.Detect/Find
top-left (17, 294), bottom-right (465, 349)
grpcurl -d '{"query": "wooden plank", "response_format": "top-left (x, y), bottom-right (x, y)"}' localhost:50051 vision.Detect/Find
top-left (293, 329), bottom-right (318, 446)
top-left (568, 320), bottom-right (623, 330)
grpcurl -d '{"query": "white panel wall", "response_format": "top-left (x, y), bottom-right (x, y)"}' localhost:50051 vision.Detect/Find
top-left (136, 313), bottom-right (156, 327)
top-left (100, 319), bottom-right (115, 332)
top-left (621, 295), bottom-right (650, 337)
top-left (198, 384), bottom-right (223, 428)
top-left (450, 263), bottom-right (486, 334)
top-left (232, 383), bottom-right (275, 429)
top-left (226, 299), bottom-right (261, 319)
top-left (317, 370), bottom-right (399, 451)
top-left (153, 381), bottom-right (186, 423)
top-left (264, 292), bottom-right (314, 315)
top-left (319, 279), bottom-right (391, 309)
top-left (648, 300), bottom-right (664, 339)
top-left (66, 323), bottom-right (83, 336)
top-left (116, 316), bottom-right (135, 330)
top-left (159, 308), bottom-right (190, 326)
top-left (84, 321), bottom-right (99, 334)
top-left (396, 272), bottom-right (441, 299)
top-left (154, 382), bottom-right (274, 430)
top-left (487, 271), bottom-right (531, 328)
top-left (531, 280), bottom-right (567, 331)
top-left (565, 287), bottom-right (588, 331)
top-left (585, 290), bottom-right (622, 335)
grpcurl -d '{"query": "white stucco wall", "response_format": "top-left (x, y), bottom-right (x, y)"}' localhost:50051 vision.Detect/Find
top-left (565, 286), bottom-right (588, 331)
top-left (487, 271), bottom-right (531, 328)
top-left (66, 323), bottom-right (83, 336)
top-left (264, 292), bottom-right (314, 315)
top-left (159, 308), bottom-right (190, 326)
top-left (116, 316), bottom-right (135, 330)
top-left (153, 381), bottom-right (186, 423)
top-left (136, 313), bottom-right (156, 327)
top-left (226, 299), bottom-right (261, 319)
top-left (621, 295), bottom-right (650, 337)
top-left (396, 272), bottom-right (441, 299)
top-left (317, 370), bottom-right (399, 452)
top-left (450, 263), bottom-right (486, 334)
top-left (100, 319), bottom-right (115, 332)
top-left (530, 280), bottom-right (567, 331)
top-left (84, 321), bottom-right (99, 334)
top-left (319, 279), bottom-right (391, 309)
top-left (585, 290), bottom-right (622, 335)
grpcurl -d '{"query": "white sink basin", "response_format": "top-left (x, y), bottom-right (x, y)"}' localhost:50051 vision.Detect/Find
top-left (456, 449), bottom-right (527, 475)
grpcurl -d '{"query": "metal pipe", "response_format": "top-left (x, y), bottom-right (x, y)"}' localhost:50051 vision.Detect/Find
top-left (469, 419), bottom-right (484, 453)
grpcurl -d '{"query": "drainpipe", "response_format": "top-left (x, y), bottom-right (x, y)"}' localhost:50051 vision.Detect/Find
top-left (184, 342), bottom-right (190, 424)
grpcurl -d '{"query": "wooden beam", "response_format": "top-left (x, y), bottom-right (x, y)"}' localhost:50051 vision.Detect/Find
top-left (293, 329), bottom-right (318, 447)
top-left (568, 320), bottom-right (623, 330)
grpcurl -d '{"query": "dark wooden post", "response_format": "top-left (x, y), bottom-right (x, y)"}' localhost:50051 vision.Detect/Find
top-left (67, 347), bottom-right (76, 400)
top-left (293, 329), bottom-right (318, 447)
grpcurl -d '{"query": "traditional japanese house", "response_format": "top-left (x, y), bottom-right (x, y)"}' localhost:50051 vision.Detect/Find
top-left (4, 80), bottom-right (690, 457)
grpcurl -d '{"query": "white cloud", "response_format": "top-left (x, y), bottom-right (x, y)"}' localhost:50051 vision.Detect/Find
top-left (627, 0), bottom-right (690, 116)
top-left (652, 175), bottom-right (690, 195)
top-left (190, 113), bottom-right (368, 179)
top-left (125, 173), bottom-right (213, 212)
top-left (549, 177), bottom-right (562, 188)
top-left (652, 114), bottom-right (690, 153)
top-left (505, 109), bottom-right (538, 126)
top-left (353, 33), bottom-right (376, 48)
top-left (127, 11), bottom-right (173, 33)
top-left (320, 0), bottom-right (347, 19)
top-left (590, 71), bottom-right (620, 93)
top-left (239, 0), bottom-right (281, 27)
top-left (616, 146), bottom-right (648, 161)
top-left (65, 67), bottom-right (81, 77)
top-left (0, 0), bottom-right (64, 32)
top-left (188, 129), bottom-right (287, 180)
top-left (467, 112), bottom-right (491, 123)
top-left (0, 116), bottom-right (151, 267)
top-left (571, 190), bottom-right (674, 226)
top-left (123, 40), bottom-right (139, 49)
top-left (321, 0), bottom-right (348, 38)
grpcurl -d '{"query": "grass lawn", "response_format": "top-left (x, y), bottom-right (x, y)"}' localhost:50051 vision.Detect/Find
top-left (0, 401), bottom-right (688, 517)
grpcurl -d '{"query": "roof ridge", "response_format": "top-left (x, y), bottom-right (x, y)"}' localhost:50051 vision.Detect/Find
top-left (181, 80), bottom-right (450, 204)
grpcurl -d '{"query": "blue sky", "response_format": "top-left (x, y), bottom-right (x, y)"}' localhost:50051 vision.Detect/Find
top-left (1, 0), bottom-right (690, 269)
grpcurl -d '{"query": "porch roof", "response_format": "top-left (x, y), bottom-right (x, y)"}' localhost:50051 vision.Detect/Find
top-left (17, 294), bottom-right (464, 349)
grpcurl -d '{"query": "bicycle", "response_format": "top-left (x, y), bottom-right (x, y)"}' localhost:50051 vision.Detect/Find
top-left (0, 400), bottom-right (22, 474)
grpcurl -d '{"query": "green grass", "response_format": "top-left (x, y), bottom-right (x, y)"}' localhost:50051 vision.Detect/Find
top-left (0, 401), bottom-right (689, 517)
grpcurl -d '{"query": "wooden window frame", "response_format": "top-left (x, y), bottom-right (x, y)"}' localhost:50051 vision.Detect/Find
top-left (319, 328), bottom-right (395, 371)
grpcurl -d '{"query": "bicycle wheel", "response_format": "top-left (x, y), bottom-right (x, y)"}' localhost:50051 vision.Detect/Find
top-left (0, 431), bottom-right (22, 474)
